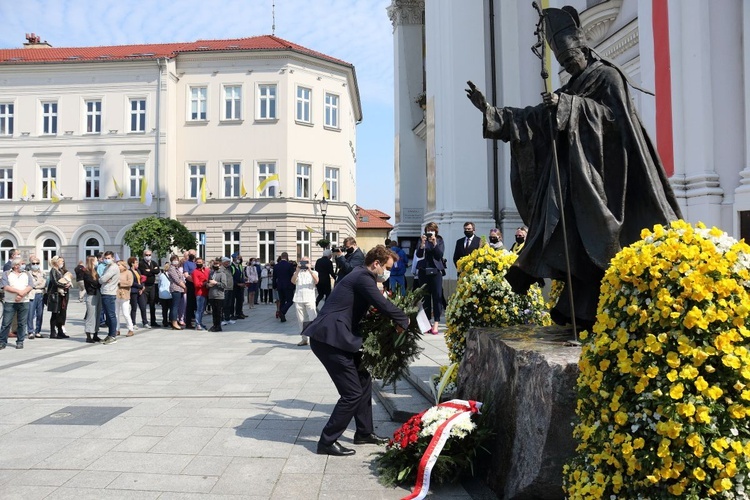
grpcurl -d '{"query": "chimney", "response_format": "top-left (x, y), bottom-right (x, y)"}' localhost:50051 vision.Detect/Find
top-left (24, 33), bottom-right (52, 49)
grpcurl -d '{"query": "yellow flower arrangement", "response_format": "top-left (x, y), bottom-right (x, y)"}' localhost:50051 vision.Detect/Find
top-left (444, 245), bottom-right (550, 363)
top-left (564, 220), bottom-right (750, 499)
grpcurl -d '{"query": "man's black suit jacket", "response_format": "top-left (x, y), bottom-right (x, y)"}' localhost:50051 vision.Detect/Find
top-left (453, 236), bottom-right (481, 267)
top-left (306, 266), bottom-right (409, 352)
top-left (272, 259), bottom-right (295, 290)
top-left (335, 247), bottom-right (365, 282)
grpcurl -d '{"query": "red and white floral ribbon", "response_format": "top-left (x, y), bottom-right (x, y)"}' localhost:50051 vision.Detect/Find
top-left (402, 399), bottom-right (483, 500)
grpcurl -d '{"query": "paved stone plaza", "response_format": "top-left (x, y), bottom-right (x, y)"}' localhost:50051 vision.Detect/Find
top-left (0, 299), bottom-right (473, 499)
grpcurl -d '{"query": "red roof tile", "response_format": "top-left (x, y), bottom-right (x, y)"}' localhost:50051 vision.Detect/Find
top-left (0, 35), bottom-right (351, 67)
top-left (356, 208), bottom-right (394, 230)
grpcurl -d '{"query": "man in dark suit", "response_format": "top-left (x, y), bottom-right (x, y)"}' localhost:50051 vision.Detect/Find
top-left (334, 236), bottom-right (365, 283)
top-left (314, 249), bottom-right (335, 307)
top-left (307, 245), bottom-right (409, 457)
top-left (453, 221), bottom-right (481, 268)
top-left (272, 252), bottom-right (295, 322)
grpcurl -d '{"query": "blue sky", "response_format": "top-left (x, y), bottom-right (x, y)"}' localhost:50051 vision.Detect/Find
top-left (0, 0), bottom-right (396, 216)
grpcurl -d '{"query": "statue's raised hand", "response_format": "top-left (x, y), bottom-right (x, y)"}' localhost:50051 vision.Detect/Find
top-left (465, 81), bottom-right (487, 111)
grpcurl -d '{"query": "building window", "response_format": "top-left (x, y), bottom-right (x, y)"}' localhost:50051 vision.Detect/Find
top-left (324, 93), bottom-right (339, 129)
top-left (0, 168), bottom-right (12, 200)
top-left (296, 86), bottom-right (311, 123)
top-left (40, 166), bottom-right (57, 200)
top-left (84, 166), bottom-right (100, 199)
top-left (324, 166), bottom-right (339, 201)
top-left (0, 103), bottom-right (13, 136)
top-left (189, 86), bottom-right (207, 120)
top-left (0, 239), bottom-right (14, 264)
top-left (223, 162), bottom-right (241, 198)
top-left (191, 231), bottom-right (206, 260)
top-left (41, 237), bottom-right (58, 272)
top-left (224, 231), bottom-right (240, 258)
top-left (42, 101), bottom-right (58, 134)
top-left (296, 163), bottom-right (310, 199)
top-left (258, 162), bottom-right (277, 198)
top-left (326, 231), bottom-right (339, 250)
top-left (128, 163), bottom-right (145, 198)
top-left (296, 230), bottom-right (311, 261)
top-left (84, 236), bottom-right (102, 257)
top-left (223, 85), bottom-right (242, 120)
top-left (85, 99), bottom-right (102, 133)
top-left (258, 230), bottom-right (275, 264)
top-left (258, 84), bottom-right (277, 119)
top-left (188, 163), bottom-right (206, 199)
top-left (129, 98), bottom-right (146, 132)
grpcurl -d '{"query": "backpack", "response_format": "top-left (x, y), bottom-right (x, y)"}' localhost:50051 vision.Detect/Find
top-left (158, 272), bottom-right (171, 299)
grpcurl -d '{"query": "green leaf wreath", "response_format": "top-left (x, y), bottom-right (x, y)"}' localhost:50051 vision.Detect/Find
top-left (360, 287), bottom-right (427, 386)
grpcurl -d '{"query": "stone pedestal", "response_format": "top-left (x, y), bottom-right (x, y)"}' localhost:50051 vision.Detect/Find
top-left (457, 325), bottom-right (581, 500)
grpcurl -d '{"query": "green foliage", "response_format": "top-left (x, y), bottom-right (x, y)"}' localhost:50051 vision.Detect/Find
top-left (360, 287), bottom-right (426, 386)
top-left (123, 217), bottom-right (196, 261)
top-left (317, 238), bottom-right (330, 248)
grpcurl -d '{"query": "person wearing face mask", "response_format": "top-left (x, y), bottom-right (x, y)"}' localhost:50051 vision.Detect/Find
top-left (306, 245), bottom-right (409, 456)
top-left (206, 259), bottom-right (229, 332)
top-left (26, 255), bottom-right (46, 339)
top-left (452, 221), bottom-right (481, 269)
top-left (488, 228), bottom-right (504, 250)
top-left (416, 222), bottom-right (446, 335)
top-left (244, 258), bottom-right (259, 310)
top-left (191, 258), bottom-right (210, 330)
top-left (291, 256), bottom-right (319, 346)
top-left (230, 253), bottom-right (246, 320)
top-left (333, 236), bottom-right (365, 283)
top-left (116, 260), bottom-right (135, 337)
top-left (0, 257), bottom-right (32, 349)
top-left (272, 253), bottom-right (294, 322)
top-left (138, 249), bottom-right (161, 328)
top-left (98, 251), bottom-right (120, 344)
top-left (510, 226), bottom-right (528, 254)
top-left (166, 254), bottom-right (187, 330)
top-left (183, 250), bottom-right (197, 329)
top-left (47, 256), bottom-right (72, 339)
top-left (260, 263), bottom-right (273, 304)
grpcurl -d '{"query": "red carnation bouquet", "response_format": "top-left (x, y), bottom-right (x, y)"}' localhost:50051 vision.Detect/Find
top-left (375, 399), bottom-right (491, 497)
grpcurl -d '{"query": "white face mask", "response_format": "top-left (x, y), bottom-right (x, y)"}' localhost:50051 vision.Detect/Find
top-left (144, 256), bottom-right (152, 262)
top-left (171, 260), bottom-right (179, 266)
top-left (375, 262), bottom-right (390, 283)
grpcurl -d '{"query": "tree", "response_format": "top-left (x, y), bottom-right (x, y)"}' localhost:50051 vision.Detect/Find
top-left (123, 217), bottom-right (196, 262)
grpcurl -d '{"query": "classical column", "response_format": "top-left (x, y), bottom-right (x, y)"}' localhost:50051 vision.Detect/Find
top-left (388, 0), bottom-right (427, 240)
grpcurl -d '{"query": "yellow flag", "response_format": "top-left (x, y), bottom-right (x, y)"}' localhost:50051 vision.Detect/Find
top-left (50, 180), bottom-right (62, 203)
top-left (140, 177), bottom-right (153, 206)
top-left (113, 178), bottom-right (123, 198)
top-left (240, 178), bottom-right (247, 197)
top-left (256, 174), bottom-right (280, 193)
top-left (305, 226), bottom-right (314, 233)
top-left (198, 177), bottom-right (207, 205)
top-left (322, 181), bottom-right (330, 200)
top-left (21, 181), bottom-right (28, 201)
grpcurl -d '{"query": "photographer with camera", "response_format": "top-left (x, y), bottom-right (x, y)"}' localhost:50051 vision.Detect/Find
top-left (333, 237), bottom-right (364, 283)
top-left (292, 256), bottom-right (319, 346)
top-left (416, 222), bottom-right (445, 335)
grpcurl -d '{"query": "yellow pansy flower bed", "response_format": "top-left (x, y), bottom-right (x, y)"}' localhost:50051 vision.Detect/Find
top-left (444, 245), bottom-right (550, 363)
top-left (564, 220), bottom-right (750, 499)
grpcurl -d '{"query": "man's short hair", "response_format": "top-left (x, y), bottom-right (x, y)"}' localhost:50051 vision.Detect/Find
top-left (365, 245), bottom-right (395, 266)
top-left (103, 250), bottom-right (114, 258)
top-left (343, 236), bottom-right (357, 246)
top-left (280, 252), bottom-right (289, 260)
top-left (10, 257), bottom-right (22, 268)
top-left (463, 222), bottom-right (475, 229)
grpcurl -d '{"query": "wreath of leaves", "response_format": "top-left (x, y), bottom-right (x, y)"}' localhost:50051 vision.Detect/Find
top-left (360, 287), bottom-right (427, 386)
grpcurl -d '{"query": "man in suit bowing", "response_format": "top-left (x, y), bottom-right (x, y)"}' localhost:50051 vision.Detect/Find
top-left (453, 221), bottom-right (481, 268)
top-left (307, 245), bottom-right (409, 456)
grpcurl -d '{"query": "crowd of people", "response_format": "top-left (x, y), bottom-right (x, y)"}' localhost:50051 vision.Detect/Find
top-left (0, 228), bottom-right (527, 351)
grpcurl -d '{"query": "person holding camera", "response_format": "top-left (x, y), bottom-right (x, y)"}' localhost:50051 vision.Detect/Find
top-left (333, 237), bottom-right (365, 283)
top-left (416, 222), bottom-right (445, 335)
top-left (292, 256), bottom-right (319, 346)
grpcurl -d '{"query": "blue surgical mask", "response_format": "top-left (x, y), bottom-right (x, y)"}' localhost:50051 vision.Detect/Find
top-left (31, 264), bottom-right (40, 271)
top-left (104, 258), bottom-right (113, 265)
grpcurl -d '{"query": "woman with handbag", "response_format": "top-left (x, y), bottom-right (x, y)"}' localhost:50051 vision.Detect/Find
top-left (416, 222), bottom-right (445, 335)
top-left (165, 255), bottom-right (186, 330)
top-left (82, 255), bottom-right (101, 343)
top-left (158, 262), bottom-right (172, 327)
top-left (47, 256), bottom-right (71, 339)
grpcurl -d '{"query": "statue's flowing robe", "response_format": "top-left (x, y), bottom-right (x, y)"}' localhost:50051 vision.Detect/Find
top-left (484, 60), bottom-right (682, 323)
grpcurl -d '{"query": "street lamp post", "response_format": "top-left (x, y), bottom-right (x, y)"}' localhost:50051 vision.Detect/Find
top-left (319, 197), bottom-right (329, 248)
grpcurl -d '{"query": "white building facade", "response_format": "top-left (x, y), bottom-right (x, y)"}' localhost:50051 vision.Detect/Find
top-left (0, 35), bottom-right (361, 268)
top-left (388, 0), bottom-right (750, 283)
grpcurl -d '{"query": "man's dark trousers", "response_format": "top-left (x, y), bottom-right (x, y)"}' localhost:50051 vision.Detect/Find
top-left (277, 286), bottom-right (294, 316)
top-left (185, 282), bottom-right (196, 326)
top-left (310, 338), bottom-right (373, 446)
top-left (144, 285), bottom-right (158, 326)
top-left (233, 286), bottom-right (244, 317)
top-left (223, 289), bottom-right (234, 321)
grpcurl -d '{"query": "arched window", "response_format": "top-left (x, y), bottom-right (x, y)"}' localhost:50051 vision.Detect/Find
top-left (84, 237), bottom-right (102, 258)
top-left (0, 239), bottom-right (14, 265)
top-left (41, 238), bottom-right (58, 271)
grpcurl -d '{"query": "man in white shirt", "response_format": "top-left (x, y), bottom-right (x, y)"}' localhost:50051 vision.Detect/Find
top-left (292, 256), bottom-right (319, 346)
top-left (0, 257), bottom-right (32, 349)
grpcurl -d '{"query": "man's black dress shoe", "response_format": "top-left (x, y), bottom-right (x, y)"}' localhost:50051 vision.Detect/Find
top-left (353, 433), bottom-right (389, 445)
top-left (317, 441), bottom-right (356, 456)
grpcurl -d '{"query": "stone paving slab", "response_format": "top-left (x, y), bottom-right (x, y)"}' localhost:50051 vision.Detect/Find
top-left (0, 300), bottom-right (476, 499)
